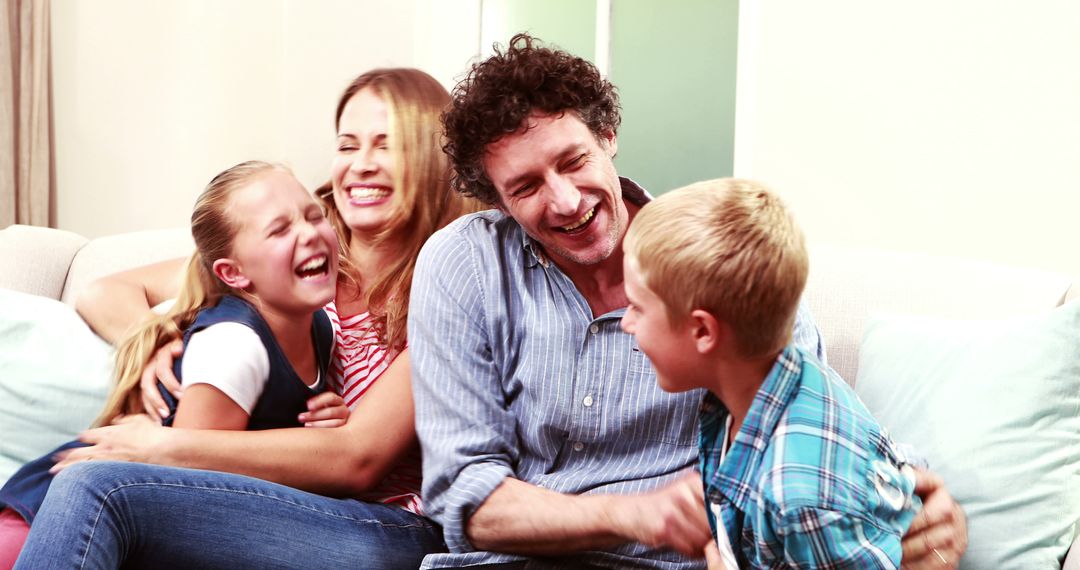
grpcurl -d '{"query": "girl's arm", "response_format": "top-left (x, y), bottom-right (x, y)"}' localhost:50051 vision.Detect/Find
top-left (172, 384), bottom-right (250, 430)
top-left (76, 257), bottom-right (187, 344)
top-left (57, 349), bottom-right (417, 498)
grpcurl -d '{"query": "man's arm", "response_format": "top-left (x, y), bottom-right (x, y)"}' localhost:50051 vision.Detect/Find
top-left (467, 471), bottom-right (712, 558)
top-left (408, 227), bottom-right (712, 557)
top-left (900, 471), bottom-right (967, 568)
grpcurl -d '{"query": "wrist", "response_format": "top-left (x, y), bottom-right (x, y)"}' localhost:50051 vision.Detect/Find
top-left (151, 425), bottom-right (183, 466)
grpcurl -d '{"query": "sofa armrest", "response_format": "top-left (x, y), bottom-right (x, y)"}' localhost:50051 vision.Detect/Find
top-left (0, 224), bottom-right (88, 300)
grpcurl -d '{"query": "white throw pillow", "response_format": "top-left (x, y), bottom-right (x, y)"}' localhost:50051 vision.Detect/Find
top-left (855, 301), bottom-right (1080, 569)
top-left (0, 289), bottom-right (114, 484)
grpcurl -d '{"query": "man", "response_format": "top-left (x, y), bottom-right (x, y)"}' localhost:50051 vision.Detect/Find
top-left (409, 34), bottom-right (966, 569)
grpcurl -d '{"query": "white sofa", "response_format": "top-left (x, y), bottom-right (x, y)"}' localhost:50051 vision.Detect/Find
top-left (1, 223), bottom-right (1078, 568)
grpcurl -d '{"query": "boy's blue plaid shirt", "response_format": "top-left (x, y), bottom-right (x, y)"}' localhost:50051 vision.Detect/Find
top-left (699, 346), bottom-right (920, 569)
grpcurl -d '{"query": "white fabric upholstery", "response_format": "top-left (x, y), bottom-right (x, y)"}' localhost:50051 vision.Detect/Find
top-left (0, 224), bottom-right (87, 300)
top-left (804, 243), bottom-right (1073, 384)
top-left (60, 227), bottom-right (193, 304)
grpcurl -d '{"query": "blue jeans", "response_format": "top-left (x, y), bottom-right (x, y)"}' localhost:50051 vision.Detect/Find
top-left (14, 461), bottom-right (445, 569)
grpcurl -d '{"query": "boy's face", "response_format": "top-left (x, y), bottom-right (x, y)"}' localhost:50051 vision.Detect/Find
top-left (621, 256), bottom-right (702, 393)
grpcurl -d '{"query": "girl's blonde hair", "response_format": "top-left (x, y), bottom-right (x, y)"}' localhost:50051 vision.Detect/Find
top-left (315, 68), bottom-right (484, 350)
top-left (95, 161), bottom-right (285, 426)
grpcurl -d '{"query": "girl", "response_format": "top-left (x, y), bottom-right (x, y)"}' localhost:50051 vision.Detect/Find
top-left (0, 160), bottom-right (348, 566)
top-left (14, 69), bottom-right (481, 569)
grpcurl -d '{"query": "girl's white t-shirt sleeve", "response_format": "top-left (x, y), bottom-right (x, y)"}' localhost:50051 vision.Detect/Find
top-left (180, 322), bottom-right (269, 414)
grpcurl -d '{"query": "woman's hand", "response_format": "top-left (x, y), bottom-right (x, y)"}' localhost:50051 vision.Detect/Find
top-left (299, 392), bottom-right (350, 428)
top-left (51, 415), bottom-right (169, 473)
top-left (141, 339), bottom-right (185, 420)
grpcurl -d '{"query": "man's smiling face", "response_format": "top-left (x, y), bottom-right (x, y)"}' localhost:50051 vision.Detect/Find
top-left (482, 112), bottom-right (628, 271)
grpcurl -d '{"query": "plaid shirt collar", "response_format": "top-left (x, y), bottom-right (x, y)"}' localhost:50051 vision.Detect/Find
top-left (699, 345), bottom-right (803, 513)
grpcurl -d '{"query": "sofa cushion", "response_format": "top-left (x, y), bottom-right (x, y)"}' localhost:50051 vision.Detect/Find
top-left (854, 302), bottom-right (1080, 569)
top-left (0, 289), bottom-right (113, 485)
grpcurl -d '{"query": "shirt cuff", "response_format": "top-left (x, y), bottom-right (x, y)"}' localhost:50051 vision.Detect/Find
top-left (439, 460), bottom-right (515, 553)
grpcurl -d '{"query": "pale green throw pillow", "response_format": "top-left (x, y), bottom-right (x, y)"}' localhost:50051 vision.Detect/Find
top-left (0, 289), bottom-right (114, 485)
top-left (855, 302), bottom-right (1080, 569)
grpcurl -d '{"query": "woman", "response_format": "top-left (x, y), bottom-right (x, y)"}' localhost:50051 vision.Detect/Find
top-left (12, 68), bottom-right (481, 569)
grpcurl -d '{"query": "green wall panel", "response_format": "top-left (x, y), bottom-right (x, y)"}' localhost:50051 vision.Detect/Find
top-left (610, 0), bottom-right (739, 195)
top-left (481, 0), bottom-right (595, 61)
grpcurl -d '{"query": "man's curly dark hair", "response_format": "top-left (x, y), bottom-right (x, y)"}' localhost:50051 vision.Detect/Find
top-left (442, 33), bottom-right (621, 205)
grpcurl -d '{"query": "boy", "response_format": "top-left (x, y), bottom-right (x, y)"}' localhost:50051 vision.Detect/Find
top-left (621, 178), bottom-right (920, 569)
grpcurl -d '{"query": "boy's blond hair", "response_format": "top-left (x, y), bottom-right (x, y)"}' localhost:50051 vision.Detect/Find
top-left (624, 178), bottom-right (808, 359)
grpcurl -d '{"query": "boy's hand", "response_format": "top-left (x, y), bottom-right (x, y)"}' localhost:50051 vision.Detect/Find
top-left (140, 339), bottom-right (184, 420)
top-left (901, 469), bottom-right (967, 569)
top-left (299, 392), bottom-right (350, 428)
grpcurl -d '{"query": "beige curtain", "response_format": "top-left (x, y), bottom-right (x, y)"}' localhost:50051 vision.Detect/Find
top-left (0, 0), bottom-right (52, 228)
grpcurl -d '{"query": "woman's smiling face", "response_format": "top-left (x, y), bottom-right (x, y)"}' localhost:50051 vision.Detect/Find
top-left (330, 88), bottom-right (398, 240)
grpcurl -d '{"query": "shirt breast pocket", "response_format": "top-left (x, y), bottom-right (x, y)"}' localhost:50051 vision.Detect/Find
top-left (620, 349), bottom-right (699, 447)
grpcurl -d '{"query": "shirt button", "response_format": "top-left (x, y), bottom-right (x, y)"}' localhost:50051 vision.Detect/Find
top-left (589, 324), bottom-right (599, 334)
top-left (573, 441), bottom-right (584, 452)
top-left (582, 395), bottom-right (594, 407)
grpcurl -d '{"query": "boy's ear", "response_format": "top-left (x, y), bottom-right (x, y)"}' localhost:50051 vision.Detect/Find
top-left (689, 309), bottom-right (723, 355)
top-left (212, 258), bottom-right (251, 290)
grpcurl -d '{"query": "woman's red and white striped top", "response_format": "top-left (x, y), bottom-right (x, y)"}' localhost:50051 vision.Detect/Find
top-left (325, 301), bottom-right (424, 515)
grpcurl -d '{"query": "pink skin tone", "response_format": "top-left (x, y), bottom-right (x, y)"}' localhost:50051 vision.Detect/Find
top-left (620, 255), bottom-right (707, 393)
top-left (330, 88), bottom-right (397, 245)
top-left (482, 112), bottom-right (628, 280)
top-left (218, 170), bottom-right (340, 330)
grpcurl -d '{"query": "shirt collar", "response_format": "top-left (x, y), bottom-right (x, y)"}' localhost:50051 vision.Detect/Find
top-left (521, 176), bottom-right (651, 268)
top-left (701, 345), bottom-right (803, 512)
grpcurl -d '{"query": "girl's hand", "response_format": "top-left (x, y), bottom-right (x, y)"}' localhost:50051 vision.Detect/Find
top-left (299, 392), bottom-right (350, 428)
top-left (141, 339), bottom-right (185, 420)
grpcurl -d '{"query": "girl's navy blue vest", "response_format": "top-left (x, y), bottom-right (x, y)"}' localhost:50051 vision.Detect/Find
top-left (0, 294), bottom-right (334, 523)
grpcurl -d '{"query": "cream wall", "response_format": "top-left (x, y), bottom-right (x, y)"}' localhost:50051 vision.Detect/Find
top-left (735, 0), bottom-right (1080, 274)
top-left (51, 0), bottom-right (480, 237)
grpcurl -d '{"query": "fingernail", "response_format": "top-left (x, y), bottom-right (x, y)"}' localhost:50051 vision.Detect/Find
top-left (158, 408), bottom-right (168, 417)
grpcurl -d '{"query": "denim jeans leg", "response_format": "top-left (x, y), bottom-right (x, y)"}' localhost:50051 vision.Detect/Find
top-left (15, 461), bottom-right (445, 570)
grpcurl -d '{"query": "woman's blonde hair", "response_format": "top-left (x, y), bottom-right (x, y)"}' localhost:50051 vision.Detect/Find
top-left (95, 161), bottom-right (285, 426)
top-left (315, 68), bottom-right (484, 350)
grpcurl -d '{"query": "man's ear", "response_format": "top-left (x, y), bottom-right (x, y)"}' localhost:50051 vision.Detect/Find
top-left (601, 129), bottom-right (618, 157)
top-left (212, 258), bottom-right (251, 290)
top-left (689, 309), bottom-right (723, 355)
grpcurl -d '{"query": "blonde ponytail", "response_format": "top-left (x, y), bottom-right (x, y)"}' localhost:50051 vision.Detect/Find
top-left (93, 160), bottom-right (285, 426)
top-left (93, 254), bottom-right (226, 426)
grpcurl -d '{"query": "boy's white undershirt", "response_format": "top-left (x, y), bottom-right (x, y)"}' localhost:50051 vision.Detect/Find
top-left (708, 414), bottom-right (739, 569)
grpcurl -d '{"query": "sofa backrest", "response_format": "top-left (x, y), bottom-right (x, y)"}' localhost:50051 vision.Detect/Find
top-left (60, 228), bottom-right (194, 305)
top-left (0, 224), bottom-right (194, 306)
top-left (805, 243), bottom-right (1076, 385)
